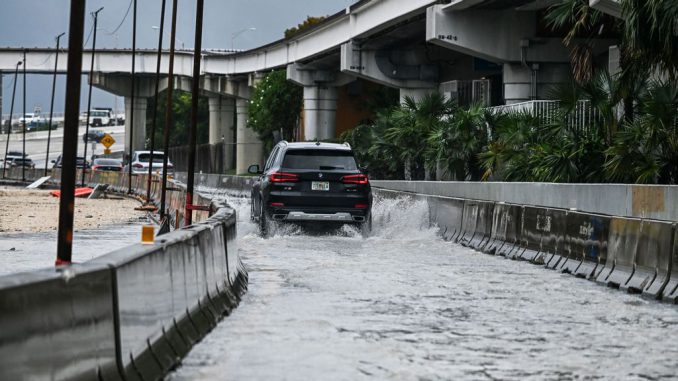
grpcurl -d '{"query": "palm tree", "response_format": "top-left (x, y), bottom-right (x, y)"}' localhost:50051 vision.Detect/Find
top-left (384, 93), bottom-right (452, 180)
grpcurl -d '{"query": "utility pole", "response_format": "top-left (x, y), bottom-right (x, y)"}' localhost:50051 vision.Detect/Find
top-left (146, 0), bottom-right (166, 204)
top-left (45, 32), bottom-right (65, 176)
top-left (185, 0), bottom-right (205, 226)
top-left (159, 0), bottom-right (178, 233)
top-left (2, 61), bottom-right (21, 179)
top-left (56, 0), bottom-right (86, 266)
top-left (82, 7), bottom-right (103, 187)
top-left (21, 49), bottom-right (26, 182)
top-left (127, 0), bottom-right (137, 194)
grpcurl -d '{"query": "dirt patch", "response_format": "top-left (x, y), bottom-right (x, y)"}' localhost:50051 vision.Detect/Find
top-left (0, 186), bottom-right (147, 233)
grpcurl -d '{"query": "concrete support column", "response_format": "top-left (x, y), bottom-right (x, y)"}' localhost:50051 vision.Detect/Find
top-left (124, 96), bottom-right (147, 152)
top-left (208, 96), bottom-right (235, 170)
top-left (235, 98), bottom-right (262, 175)
top-left (303, 85), bottom-right (338, 140)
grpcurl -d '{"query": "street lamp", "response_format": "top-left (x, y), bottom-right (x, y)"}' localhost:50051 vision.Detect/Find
top-left (2, 60), bottom-right (21, 179)
top-left (82, 6), bottom-right (104, 187)
top-left (231, 27), bottom-right (255, 50)
top-left (152, 25), bottom-right (184, 49)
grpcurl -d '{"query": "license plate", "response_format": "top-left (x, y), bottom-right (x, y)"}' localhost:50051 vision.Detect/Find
top-left (311, 181), bottom-right (329, 191)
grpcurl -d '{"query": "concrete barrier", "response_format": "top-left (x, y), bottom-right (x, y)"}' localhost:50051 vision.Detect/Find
top-left (0, 264), bottom-right (119, 380)
top-left (486, 203), bottom-right (510, 254)
top-left (458, 200), bottom-right (479, 246)
top-left (0, 173), bottom-right (247, 380)
top-left (662, 228), bottom-right (678, 303)
top-left (467, 201), bottom-right (493, 251)
top-left (632, 220), bottom-right (674, 298)
top-left (596, 217), bottom-right (641, 288)
top-left (541, 209), bottom-right (568, 270)
top-left (560, 212), bottom-right (610, 279)
top-left (496, 205), bottom-right (523, 258)
top-left (428, 196), bottom-right (464, 241)
top-left (516, 206), bottom-right (546, 262)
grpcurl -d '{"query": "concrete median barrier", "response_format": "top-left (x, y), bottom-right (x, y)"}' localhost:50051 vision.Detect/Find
top-left (458, 200), bottom-right (479, 246)
top-left (662, 228), bottom-right (678, 303)
top-left (471, 202), bottom-right (494, 251)
top-left (497, 205), bottom-right (523, 258)
top-left (486, 203), bottom-right (510, 254)
top-left (0, 264), bottom-right (119, 381)
top-left (542, 209), bottom-right (568, 270)
top-left (428, 196), bottom-right (464, 241)
top-left (596, 217), bottom-right (641, 288)
top-left (561, 212), bottom-right (610, 279)
top-left (517, 206), bottom-right (546, 262)
top-left (631, 220), bottom-right (674, 298)
top-left (0, 172), bottom-right (247, 380)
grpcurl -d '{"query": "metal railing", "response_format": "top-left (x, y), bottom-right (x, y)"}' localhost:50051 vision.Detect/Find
top-left (488, 100), bottom-right (601, 131)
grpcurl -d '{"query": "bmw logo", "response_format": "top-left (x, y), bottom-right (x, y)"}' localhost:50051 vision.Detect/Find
top-left (318, 173), bottom-right (323, 179)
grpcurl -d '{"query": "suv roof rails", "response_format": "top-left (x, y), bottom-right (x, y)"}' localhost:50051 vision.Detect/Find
top-left (343, 142), bottom-right (351, 149)
top-left (279, 140), bottom-right (289, 146)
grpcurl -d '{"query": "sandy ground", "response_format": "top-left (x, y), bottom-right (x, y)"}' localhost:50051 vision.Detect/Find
top-left (0, 186), bottom-right (147, 233)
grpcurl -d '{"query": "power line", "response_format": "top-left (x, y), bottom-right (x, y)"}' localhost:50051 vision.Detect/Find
top-left (107, 0), bottom-right (134, 36)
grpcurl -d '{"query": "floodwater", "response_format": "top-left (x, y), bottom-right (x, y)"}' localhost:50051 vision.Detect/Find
top-left (0, 217), bottom-right (151, 275)
top-left (171, 191), bottom-right (678, 379)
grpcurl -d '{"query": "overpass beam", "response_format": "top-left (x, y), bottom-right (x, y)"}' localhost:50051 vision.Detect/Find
top-left (235, 98), bottom-right (262, 175)
top-left (208, 95), bottom-right (235, 170)
top-left (124, 96), bottom-right (147, 152)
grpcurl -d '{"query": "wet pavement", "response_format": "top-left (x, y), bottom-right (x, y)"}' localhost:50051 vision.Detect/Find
top-left (168, 193), bottom-right (678, 380)
top-left (0, 217), bottom-right (151, 275)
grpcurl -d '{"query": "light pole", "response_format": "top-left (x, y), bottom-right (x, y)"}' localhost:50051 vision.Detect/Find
top-left (2, 61), bottom-right (21, 179)
top-left (21, 49), bottom-right (26, 182)
top-left (152, 25), bottom-right (183, 49)
top-left (230, 27), bottom-right (255, 50)
top-left (127, 0), bottom-right (137, 194)
top-left (82, 6), bottom-right (104, 187)
top-left (45, 32), bottom-right (65, 176)
top-left (146, 0), bottom-right (167, 204)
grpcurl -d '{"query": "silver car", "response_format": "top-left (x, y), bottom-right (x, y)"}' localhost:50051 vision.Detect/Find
top-left (123, 151), bottom-right (175, 176)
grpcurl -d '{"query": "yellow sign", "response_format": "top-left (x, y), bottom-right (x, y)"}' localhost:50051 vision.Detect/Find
top-left (103, 148), bottom-right (112, 155)
top-left (100, 133), bottom-right (116, 149)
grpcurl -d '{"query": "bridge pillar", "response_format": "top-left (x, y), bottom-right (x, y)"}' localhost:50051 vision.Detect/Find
top-left (124, 96), bottom-right (147, 152)
top-left (208, 95), bottom-right (235, 170)
top-left (287, 63), bottom-right (355, 141)
top-left (302, 85), bottom-right (338, 140)
top-left (235, 98), bottom-right (262, 175)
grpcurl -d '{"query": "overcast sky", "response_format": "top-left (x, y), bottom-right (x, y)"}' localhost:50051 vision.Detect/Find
top-left (1, 0), bottom-right (356, 117)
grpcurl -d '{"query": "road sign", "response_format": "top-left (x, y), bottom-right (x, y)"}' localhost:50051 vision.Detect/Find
top-left (100, 133), bottom-right (115, 149)
top-left (103, 148), bottom-right (112, 155)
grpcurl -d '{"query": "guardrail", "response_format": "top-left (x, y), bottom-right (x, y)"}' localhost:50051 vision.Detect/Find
top-left (487, 100), bottom-right (601, 132)
top-left (0, 169), bottom-right (247, 380)
top-left (375, 188), bottom-right (678, 303)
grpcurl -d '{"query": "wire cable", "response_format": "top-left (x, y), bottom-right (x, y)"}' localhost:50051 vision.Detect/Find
top-left (106, 0), bottom-right (133, 35)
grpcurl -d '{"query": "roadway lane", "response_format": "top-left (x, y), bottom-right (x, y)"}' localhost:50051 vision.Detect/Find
top-left (0, 124), bottom-right (125, 168)
top-left (168, 192), bottom-right (678, 380)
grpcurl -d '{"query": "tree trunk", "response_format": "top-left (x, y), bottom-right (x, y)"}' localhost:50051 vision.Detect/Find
top-left (404, 157), bottom-right (412, 181)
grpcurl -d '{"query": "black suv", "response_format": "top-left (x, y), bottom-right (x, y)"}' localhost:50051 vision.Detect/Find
top-left (249, 141), bottom-right (372, 236)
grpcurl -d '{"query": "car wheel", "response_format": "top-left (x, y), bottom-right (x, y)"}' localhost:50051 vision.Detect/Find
top-left (258, 201), bottom-right (270, 238)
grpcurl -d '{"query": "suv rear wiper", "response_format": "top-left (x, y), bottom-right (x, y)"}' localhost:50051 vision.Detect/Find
top-left (319, 166), bottom-right (344, 170)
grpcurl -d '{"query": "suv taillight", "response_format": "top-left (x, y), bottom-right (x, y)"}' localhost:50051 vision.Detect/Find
top-left (133, 163), bottom-right (144, 169)
top-left (341, 174), bottom-right (369, 185)
top-left (269, 172), bottom-right (299, 183)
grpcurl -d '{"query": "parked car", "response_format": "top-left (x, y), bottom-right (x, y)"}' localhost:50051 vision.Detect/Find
top-left (123, 150), bottom-right (174, 176)
top-left (249, 141), bottom-right (372, 237)
top-left (91, 158), bottom-right (123, 172)
top-left (2, 155), bottom-right (35, 169)
top-left (52, 155), bottom-right (90, 169)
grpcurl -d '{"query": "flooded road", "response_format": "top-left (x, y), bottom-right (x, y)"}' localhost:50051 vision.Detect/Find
top-left (168, 192), bottom-right (678, 380)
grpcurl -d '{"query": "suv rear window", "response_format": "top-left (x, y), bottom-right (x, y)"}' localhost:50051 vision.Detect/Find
top-left (282, 149), bottom-right (357, 170)
top-left (138, 153), bottom-right (164, 163)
